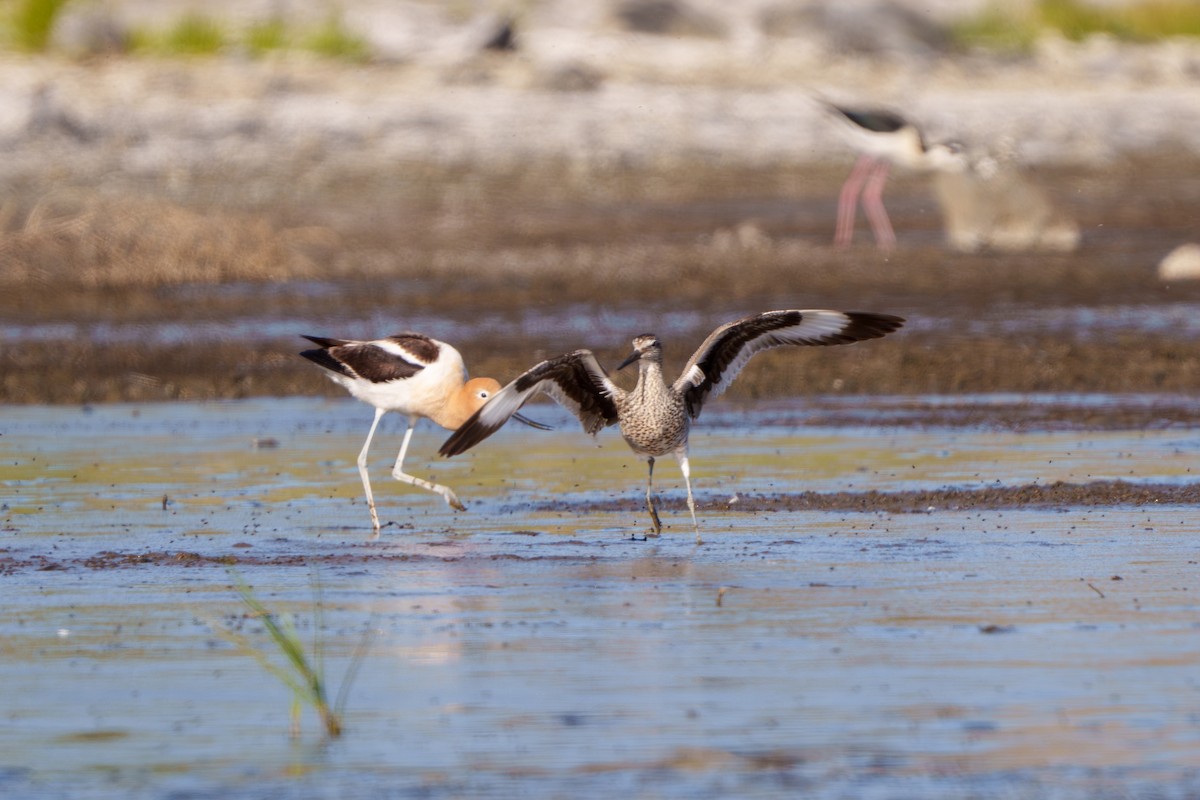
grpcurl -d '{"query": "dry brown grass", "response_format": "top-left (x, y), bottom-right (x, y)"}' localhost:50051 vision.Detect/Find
top-left (0, 191), bottom-right (326, 288)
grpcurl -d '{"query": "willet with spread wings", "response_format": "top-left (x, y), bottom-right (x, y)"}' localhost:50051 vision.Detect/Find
top-left (439, 310), bottom-right (904, 542)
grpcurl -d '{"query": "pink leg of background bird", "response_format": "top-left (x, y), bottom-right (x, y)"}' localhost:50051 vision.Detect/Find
top-left (834, 154), bottom-right (875, 247)
top-left (861, 160), bottom-right (896, 250)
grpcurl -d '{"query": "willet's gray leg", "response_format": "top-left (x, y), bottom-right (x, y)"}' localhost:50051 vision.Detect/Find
top-left (674, 447), bottom-right (700, 544)
top-left (644, 456), bottom-right (663, 536)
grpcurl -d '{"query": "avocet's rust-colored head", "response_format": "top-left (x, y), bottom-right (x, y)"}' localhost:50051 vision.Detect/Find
top-left (436, 377), bottom-right (502, 429)
top-left (462, 376), bottom-right (502, 410)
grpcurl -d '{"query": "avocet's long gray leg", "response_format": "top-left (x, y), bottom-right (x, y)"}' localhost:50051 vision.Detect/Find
top-left (644, 456), bottom-right (663, 536)
top-left (357, 407), bottom-right (386, 538)
top-left (391, 415), bottom-right (466, 513)
top-left (673, 446), bottom-right (701, 544)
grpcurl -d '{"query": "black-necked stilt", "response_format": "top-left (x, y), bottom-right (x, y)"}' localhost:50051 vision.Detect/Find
top-left (823, 101), bottom-right (966, 250)
top-left (439, 310), bottom-right (904, 542)
top-left (301, 333), bottom-right (546, 536)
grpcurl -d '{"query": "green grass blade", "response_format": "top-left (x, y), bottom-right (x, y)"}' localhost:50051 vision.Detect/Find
top-left (334, 618), bottom-right (376, 718)
top-left (205, 615), bottom-right (310, 698)
top-left (223, 569), bottom-right (346, 738)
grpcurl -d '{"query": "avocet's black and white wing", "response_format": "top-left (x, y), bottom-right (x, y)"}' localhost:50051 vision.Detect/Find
top-left (440, 350), bottom-right (620, 457)
top-left (826, 104), bottom-right (909, 135)
top-left (673, 310), bottom-right (905, 419)
top-left (300, 333), bottom-right (440, 383)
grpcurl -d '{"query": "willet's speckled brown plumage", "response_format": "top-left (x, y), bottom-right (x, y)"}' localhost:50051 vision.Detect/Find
top-left (439, 310), bottom-right (905, 542)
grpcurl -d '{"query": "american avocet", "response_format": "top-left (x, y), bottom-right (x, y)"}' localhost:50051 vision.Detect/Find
top-left (823, 101), bottom-right (965, 250)
top-left (439, 310), bottom-right (904, 542)
top-left (301, 333), bottom-right (547, 537)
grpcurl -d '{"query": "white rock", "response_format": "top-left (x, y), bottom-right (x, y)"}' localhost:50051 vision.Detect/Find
top-left (1158, 243), bottom-right (1200, 281)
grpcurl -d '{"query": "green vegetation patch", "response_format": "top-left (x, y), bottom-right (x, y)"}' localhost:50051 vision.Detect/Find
top-left (953, 0), bottom-right (1200, 51)
top-left (162, 13), bottom-right (225, 55)
top-left (124, 10), bottom-right (370, 61)
top-left (2, 4), bottom-right (372, 61)
top-left (129, 12), bottom-right (227, 56)
top-left (300, 13), bottom-right (370, 62)
top-left (6, 0), bottom-right (70, 51)
top-left (244, 17), bottom-right (288, 56)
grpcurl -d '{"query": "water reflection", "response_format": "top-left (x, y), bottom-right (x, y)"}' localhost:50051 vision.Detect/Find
top-left (3, 398), bottom-right (1200, 797)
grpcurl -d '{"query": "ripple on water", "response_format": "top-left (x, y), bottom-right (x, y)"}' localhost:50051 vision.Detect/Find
top-left (4, 397), bottom-right (1200, 798)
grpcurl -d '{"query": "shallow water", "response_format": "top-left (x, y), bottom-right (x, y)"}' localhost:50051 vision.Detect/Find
top-left (10, 300), bottom-right (1200, 348)
top-left (4, 398), bottom-right (1200, 799)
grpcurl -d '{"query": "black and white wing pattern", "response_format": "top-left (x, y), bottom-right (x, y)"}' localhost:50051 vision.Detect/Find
top-left (829, 105), bottom-right (908, 134)
top-left (299, 333), bottom-right (440, 383)
top-left (673, 310), bottom-right (904, 419)
top-left (440, 350), bottom-right (621, 457)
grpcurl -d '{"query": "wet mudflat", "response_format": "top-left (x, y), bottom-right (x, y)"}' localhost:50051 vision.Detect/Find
top-left (3, 23), bottom-right (1200, 799)
top-left (4, 153), bottom-right (1200, 405)
top-left (4, 398), bottom-right (1200, 799)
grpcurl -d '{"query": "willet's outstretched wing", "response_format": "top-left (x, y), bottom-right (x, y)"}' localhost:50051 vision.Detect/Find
top-left (440, 350), bottom-right (620, 457)
top-left (673, 310), bottom-right (905, 419)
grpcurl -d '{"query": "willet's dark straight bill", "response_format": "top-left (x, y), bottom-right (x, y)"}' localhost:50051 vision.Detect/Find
top-left (439, 310), bottom-right (904, 542)
top-left (300, 333), bottom-right (547, 537)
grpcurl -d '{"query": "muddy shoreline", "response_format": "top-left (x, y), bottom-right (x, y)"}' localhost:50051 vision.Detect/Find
top-left (4, 154), bottom-right (1200, 406)
top-left (1, 24), bottom-right (1198, 412)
